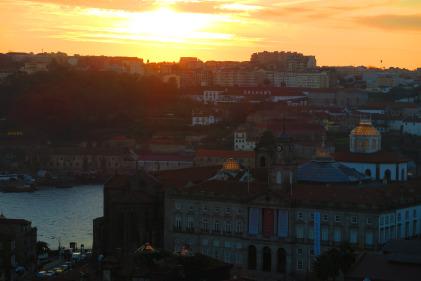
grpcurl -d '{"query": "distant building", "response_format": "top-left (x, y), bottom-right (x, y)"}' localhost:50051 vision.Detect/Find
top-left (137, 153), bottom-right (194, 172)
top-left (234, 124), bottom-right (259, 152)
top-left (270, 71), bottom-right (330, 88)
top-left (306, 89), bottom-right (369, 107)
top-left (195, 149), bottom-right (255, 168)
top-left (192, 112), bottom-right (219, 126)
top-left (20, 61), bottom-right (49, 74)
top-left (250, 51), bottom-right (316, 72)
top-left (390, 117), bottom-right (421, 136)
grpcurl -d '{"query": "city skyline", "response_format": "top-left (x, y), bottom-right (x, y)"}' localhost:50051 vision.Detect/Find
top-left (1, 0), bottom-right (421, 69)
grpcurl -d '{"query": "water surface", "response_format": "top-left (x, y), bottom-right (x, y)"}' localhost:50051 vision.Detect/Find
top-left (0, 185), bottom-right (103, 249)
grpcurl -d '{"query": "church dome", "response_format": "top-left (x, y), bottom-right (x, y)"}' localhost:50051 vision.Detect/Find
top-left (350, 119), bottom-right (381, 154)
top-left (350, 119), bottom-right (380, 137)
top-left (223, 158), bottom-right (241, 171)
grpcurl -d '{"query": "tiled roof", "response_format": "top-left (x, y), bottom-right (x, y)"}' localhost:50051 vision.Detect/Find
top-left (195, 149), bottom-right (255, 159)
top-left (334, 151), bottom-right (410, 163)
top-left (156, 166), bottom-right (220, 189)
top-left (138, 153), bottom-right (194, 162)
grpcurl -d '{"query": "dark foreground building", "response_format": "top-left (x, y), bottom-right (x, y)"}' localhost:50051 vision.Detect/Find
top-left (0, 216), bottom-right (37, 280)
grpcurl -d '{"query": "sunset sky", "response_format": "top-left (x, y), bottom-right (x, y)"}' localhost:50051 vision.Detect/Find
top-left (1, 0), bottom-right (421, 69)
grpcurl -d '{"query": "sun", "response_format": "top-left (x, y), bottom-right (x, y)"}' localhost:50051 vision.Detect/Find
top-left (119, 7), bottom-right (226, 43)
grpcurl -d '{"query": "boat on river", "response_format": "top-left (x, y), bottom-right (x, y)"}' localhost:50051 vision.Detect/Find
top-left (0, 174), bottom-right (37, 192)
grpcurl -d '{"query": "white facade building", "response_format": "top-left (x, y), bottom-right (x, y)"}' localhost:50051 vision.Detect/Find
top-left (192, 114), bottom-right (218, 126)
top-left (234, 131), bottom-right (256, 151)
top-left (335, 119), bottom-right (410, 182)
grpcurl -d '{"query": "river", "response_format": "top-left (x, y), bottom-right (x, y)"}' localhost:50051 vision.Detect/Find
top-left (0, 185), bottom-right (103, 249)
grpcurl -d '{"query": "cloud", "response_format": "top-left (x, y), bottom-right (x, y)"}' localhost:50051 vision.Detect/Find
top-left (356, 14), bottom-right (421, 31)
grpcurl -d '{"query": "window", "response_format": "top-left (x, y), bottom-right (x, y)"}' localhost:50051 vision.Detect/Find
top-left (175, 215), bottom-right (182, 230)
top-left (225, 207), bottom-right (231, 214)
top-left (365, 232), bottom-right (373, 246)
top-left (297, 248), bottom-right (303, 255)
top-left (236, 221), bottom-right (242, 233)
top-left (310, 213), bottom-right (314, 221)
top-left (214, 220), bottom-right (220, 232)
top-left (308, 227), bottom-right (314, 240)
top-left (350, 229), bottom-right (358, 244)
top-left (335, 215), bottom-right (341, 223)
top-left (323, 214), bottom-right (329, 222)
top-left (366, 217), bottom-right (372, 225)
top-left (351, 216), bottom-right (358, 224)
top-left (297, 212), bottom-right (304, 221)
top-left (202, 218), bottom-right (208, 232)
top-left (187, 216), bottom-right (194, 230)
top-left (321, 227), bottom-right (329, 241)
top-left (296, 225), bottom-right (304, 239)
top-left (224, 221), bottom-right (232, 233)
top-left (333, 228), bottom-right (341, 242)
top-left (297, 260), bottom-right (304, 270)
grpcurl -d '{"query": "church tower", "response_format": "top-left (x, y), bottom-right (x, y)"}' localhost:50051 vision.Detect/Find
top-left (255, 125), bottom-right (297, 190)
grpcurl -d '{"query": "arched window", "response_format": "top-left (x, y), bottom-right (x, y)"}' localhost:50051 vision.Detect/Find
top-left (262, 247), bottom-right (272, 272)
top-left (247, 245), bottom-right (257, 270)
top-left (276, 171), bottom-right (283, 184)
top-left (384, 169), bottom-right (391, 182)
top-left (277, 248), bottom-right (287, 273)
top-left (365, 169), bottom-right (371, 177)
top-left (259, 156), bottom-right (266, 168)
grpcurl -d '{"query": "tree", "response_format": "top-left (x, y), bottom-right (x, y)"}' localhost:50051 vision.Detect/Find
top-left (313, 243), bottom-right (355, 281)
top-left (36, 241), bottom-right (49, 256)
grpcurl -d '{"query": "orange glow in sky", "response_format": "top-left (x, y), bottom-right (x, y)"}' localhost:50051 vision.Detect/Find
top-left (1, 0), bottom-right (421, 69)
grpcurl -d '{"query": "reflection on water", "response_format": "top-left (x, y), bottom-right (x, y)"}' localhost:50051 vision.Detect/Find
top-left (0, 185), bottom-right (103, 249)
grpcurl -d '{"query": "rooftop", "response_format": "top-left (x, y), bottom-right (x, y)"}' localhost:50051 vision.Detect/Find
top-left (296, 158), bottom-right (368, 183)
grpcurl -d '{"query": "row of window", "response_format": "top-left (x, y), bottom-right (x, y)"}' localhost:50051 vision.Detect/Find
top-left (296, 212), bottom-right (372, 225)
top-left (380, 210), bottom-right (418, 225)
top-left (175, 216), bottom-right (244, 234)
top-left (175, 204), bottom-right (244, 215)
top-left (295, 225), bottom-right (374, 245)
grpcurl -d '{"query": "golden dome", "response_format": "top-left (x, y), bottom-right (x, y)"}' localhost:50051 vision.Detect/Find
top-left (223, 158), bottom-right (241, 171)
top-left (351, 120), bottom-right (380, 137)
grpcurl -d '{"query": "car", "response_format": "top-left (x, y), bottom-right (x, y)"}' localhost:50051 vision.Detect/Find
top-left (53, 267), bottom-right (63, 274)
top-left (36, 271), bottom-right (47, 278)
top-left (45, 271), bottom-right (55, 277)
top-left (60, 264), bottom-right (69, 271)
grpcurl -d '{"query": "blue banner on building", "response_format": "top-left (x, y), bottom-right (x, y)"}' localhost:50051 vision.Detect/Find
top-left (314, 212), bottom-right (321, 256)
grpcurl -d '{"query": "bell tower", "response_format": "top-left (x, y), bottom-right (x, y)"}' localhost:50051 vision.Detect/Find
top-left (255, 122), bottom-right (297, 190)
top-left (270, 129), bottom-right (297, 190)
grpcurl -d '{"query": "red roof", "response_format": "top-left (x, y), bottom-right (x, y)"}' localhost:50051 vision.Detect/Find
top-left (138, 153), bottom-right (194, 162)
top-left (196, 149), bottom-right (255, 159)
top-left (157, 166), bottom-right (220, 188)
top-left (334, 151), bottom-right (410, 164)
